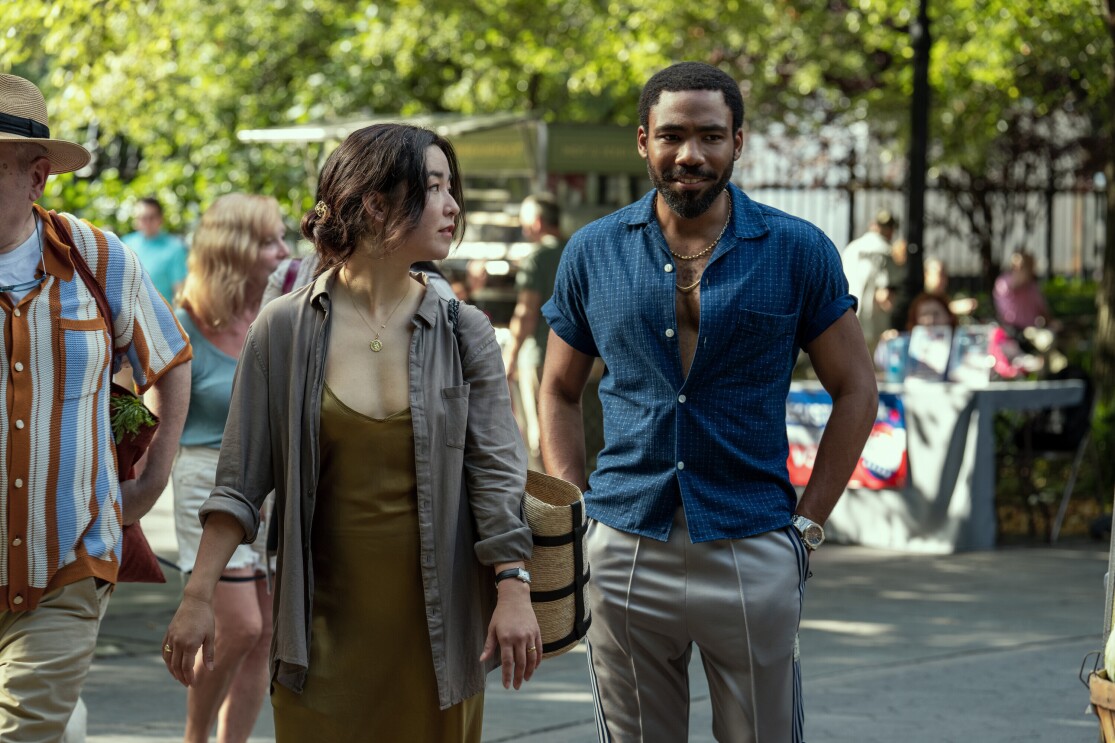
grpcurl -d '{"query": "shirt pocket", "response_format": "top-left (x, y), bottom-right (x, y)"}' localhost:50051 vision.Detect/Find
top-left (55, 318), bottom-right (111, 401)
top-left (732, 309), bottom-right (796, 382)
top-left (440, 383), bottom-right (470, 449)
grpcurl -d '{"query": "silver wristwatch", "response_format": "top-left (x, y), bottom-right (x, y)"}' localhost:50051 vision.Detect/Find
top-left (790, 514), bottom-right (825, 551)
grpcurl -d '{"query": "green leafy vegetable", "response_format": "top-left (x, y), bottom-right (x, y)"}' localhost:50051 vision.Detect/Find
top-left (109, 393), bottom-right (157, 445)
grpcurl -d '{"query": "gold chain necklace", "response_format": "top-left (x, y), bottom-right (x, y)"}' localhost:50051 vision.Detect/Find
top-left (675, 274), bottom-right (702, 294)
top-left (345, 269), bottom-right (411, 352)
top-left (668, 192), bottom-right (732, 293)
top-left (668, 192), bottom-right (732, 262)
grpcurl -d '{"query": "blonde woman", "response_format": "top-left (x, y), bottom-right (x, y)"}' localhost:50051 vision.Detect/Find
top-left (172, 194), bottom-right (290, 743)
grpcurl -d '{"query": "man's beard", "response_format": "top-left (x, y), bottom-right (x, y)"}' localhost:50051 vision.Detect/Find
top-left (648, 162), bottom-right (732, 219)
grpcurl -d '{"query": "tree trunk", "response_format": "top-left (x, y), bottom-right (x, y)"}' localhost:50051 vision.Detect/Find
top-left (1096, 0), bottom-right (1115, 405)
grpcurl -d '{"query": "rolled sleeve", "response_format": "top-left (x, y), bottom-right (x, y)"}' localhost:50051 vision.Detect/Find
top-left (542, 240), bottom-right (599, 357)
top-left (199, 327), bottom-right (273, 543)
top-left (799, 233), bottom-right (858, 345)
top-left (457, 306), bottom-right (533, 565)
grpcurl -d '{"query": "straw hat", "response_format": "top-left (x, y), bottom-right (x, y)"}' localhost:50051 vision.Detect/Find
top-left (0, 74), bottom-right (91, 174)
top-left (523, 470), bottom-right (591, 659)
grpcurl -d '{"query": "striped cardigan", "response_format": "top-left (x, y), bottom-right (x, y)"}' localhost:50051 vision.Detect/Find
top-left (0, 205), bottom-right (191, 611)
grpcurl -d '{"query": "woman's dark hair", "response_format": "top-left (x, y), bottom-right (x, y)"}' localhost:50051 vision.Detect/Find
top-left (301, 124), bottom-right (466, 274)
top-left (906, 292), bottom-right (958, 331)
top-left (638, 62), bottom-right (745, 134)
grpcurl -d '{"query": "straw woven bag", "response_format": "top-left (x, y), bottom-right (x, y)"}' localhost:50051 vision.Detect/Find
top-left (523, 470), bottom-right (591, 658)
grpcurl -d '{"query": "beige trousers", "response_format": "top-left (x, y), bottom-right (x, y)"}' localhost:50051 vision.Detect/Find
top-left (0, 578), bottom-right (111, 743)
top-left (585, 509), bottom-right (809, 742)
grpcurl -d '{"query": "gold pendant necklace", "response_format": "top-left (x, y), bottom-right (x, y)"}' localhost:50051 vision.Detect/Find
top-left (345, 268), bottom-right (411, 352)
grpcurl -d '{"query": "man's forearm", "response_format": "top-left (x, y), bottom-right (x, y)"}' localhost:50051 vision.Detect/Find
top-left (125, 360), bottom-right (191, 521)
top-left (796, 388), bottom-right (877, 524)
top-left (538, 390), bottom-right (588, 492)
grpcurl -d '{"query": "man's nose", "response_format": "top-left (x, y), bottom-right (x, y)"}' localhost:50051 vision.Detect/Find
top-left (676, 139), bottom-right (704, 166)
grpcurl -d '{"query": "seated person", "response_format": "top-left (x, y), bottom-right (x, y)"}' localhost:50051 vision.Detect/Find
top-left (874, 292), bottom-right (957, 375)
top-left (993, 251), bottom-right (1051, 332)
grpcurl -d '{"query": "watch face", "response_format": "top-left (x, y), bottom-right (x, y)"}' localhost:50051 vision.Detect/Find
top-left (802, 525), bottom-right (824, 548)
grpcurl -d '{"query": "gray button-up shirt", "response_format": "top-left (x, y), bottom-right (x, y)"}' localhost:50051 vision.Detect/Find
top-left (199, 269), bottom-right (532, 708)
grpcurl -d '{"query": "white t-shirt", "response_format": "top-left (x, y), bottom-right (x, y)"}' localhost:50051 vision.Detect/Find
top-left (0, 218), bottom-right (44, 303)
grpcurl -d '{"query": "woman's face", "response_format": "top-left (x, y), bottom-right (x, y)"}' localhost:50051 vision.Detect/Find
top-left (914, 298), bottom-right (951, 328)
top-left (395, 145), bottom-right (461, 262)
top-left (252, 225), bottom-right (290, 281)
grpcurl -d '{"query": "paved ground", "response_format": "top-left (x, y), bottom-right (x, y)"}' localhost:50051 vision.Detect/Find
top-left (82, 492), bottom-right (1110, 742)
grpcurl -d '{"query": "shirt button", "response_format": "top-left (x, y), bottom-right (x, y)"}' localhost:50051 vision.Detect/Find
top-left (12, 595), bottom-right (23, 605)
top-left (13, 309), bottom-right (20, 317)
top-left (14, 478), bottom-right (22, 488)
top-left (13, 362), bottom-right (23, 372)
top-left (677, 461), bottom-right (685, 470)
top-left (14, 420), bottom-right (24, 430)
top-left (11, 537), bottom-right (21, 547)
top-left (665, 264), bottom-right (674, 273)
top-left (665, 328), bottom-right (675, 338)
top-left (678, 394), bottom-right (686, 403)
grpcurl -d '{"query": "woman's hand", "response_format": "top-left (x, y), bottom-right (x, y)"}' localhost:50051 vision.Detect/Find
top-left (162, 593), bottom-right (216, 687)
top-left (480, 580), bottom-right (542, 690)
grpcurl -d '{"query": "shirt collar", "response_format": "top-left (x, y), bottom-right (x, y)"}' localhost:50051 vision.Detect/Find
top-left (620, 182), bottom-right (770, 241)
top-left (32, 204), bottom-right (77, 282)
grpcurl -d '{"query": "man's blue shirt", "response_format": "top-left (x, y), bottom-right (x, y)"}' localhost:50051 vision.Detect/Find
top-left (542, 184), bottom-right (855, 542)
top-left (122, 230), bottom-right (188, 303)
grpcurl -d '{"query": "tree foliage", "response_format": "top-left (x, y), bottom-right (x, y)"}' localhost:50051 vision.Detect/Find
top-left (2, 0), bottom-right (1109, 273)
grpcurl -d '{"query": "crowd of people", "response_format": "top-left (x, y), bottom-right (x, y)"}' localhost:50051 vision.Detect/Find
top-left (839, 205), bottom-right (1057, 383)
top-left (4, 59), bottom-right (974, 743)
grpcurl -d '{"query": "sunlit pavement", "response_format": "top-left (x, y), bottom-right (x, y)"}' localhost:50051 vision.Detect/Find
top-left (84, 490), bottom-right (1108, 742)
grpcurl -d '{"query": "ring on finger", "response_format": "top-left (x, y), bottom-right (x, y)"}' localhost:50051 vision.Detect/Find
top-left (527, 646), bottom-right (537, 653)
top-left (163, 643), bottom-right (172, 653)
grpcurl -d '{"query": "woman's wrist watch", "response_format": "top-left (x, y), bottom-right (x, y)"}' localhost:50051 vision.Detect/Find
top-left (495, 567), bottom-right (532, 586)
top-left (790, 515), bottom-right (825, 551)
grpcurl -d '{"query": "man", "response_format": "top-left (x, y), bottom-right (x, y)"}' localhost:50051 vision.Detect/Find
top-left (841, 209), bottom-right (900, 346)
top-left (122, 196), bottom-right (189, 304)
top-left (0, 74), bottom-right (191, 742)
top-left (506, 193), bottom-right (565, 464)
top-left (539, 62), bottom-right (877, 742)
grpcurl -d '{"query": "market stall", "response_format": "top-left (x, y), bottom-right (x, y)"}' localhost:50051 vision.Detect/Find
top-left (788, 377), bottom-right (1085, 553)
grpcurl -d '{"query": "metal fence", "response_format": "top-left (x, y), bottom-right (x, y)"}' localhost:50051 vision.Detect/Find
top-left (743, 183), bottom-right (1106, 281)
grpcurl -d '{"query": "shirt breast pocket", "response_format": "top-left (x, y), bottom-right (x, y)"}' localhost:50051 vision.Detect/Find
top-left (55, 318), bottom-right (111, 401)
top-left (440, 383), bottom-right (470, 449)
top-left (733, 309), bottom-right (797, 382)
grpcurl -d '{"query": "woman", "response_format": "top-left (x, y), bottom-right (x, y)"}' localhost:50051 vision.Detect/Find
top-left (173, 193), bottom-right (290, 742)
top-left (163, 125), bottom-right (540, 742)
top-left (993, 250), bottom-right (1051, 331)
top-left (873, 292), bottom-right (957, 380)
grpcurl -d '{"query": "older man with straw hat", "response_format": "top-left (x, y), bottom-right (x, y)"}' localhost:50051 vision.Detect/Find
top-left (0, 73), bottom-right (192, 742)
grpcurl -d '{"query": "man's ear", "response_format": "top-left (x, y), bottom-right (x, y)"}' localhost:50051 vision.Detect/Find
top-left (733, 129), bottom-right (745, 161)
top-left (636, 126), bottom-right (649, 159)
top-left (28, 158), bottom-right (51, 202)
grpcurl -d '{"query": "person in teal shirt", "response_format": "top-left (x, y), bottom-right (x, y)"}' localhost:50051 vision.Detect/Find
top-left (122, 196), bottom-right (188, 303)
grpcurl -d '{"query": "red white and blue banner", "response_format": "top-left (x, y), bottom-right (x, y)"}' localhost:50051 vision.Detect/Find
top-left (786, 389), bottom-right (908, 490)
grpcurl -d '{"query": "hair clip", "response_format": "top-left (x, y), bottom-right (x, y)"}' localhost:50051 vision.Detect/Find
top-left (314, 201), bottom-right (331, 221)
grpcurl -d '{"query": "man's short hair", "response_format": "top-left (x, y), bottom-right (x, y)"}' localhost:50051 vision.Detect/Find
top-left (137, 196), bottom-right (164, 215)
top-left (522, 193), bottom-right (560, 229)
top-left (874, 209), bottom-right (898, 229)
top-left (638, 62), bottom-right (745, 134)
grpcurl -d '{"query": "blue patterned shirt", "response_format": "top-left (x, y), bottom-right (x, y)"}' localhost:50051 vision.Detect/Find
top-left (542, 184), bottom-right (855, 542)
